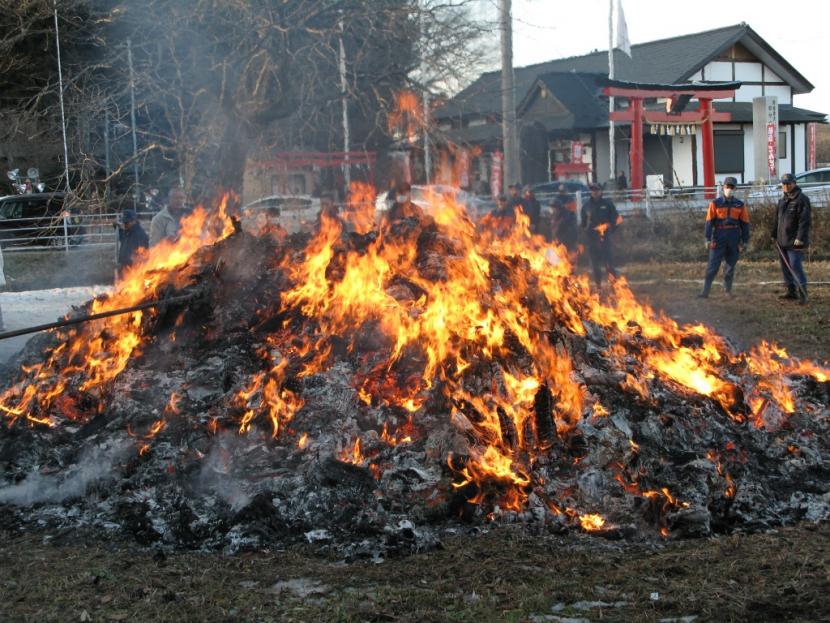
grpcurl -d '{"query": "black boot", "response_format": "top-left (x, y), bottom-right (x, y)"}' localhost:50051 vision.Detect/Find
top-left (779, 289), bottom-right (798, 300)
top-left (798, 287), bottom-right (808, 305)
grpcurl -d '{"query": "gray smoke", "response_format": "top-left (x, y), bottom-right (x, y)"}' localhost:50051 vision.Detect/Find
top-left (0, 439), bottom-right (130, 506)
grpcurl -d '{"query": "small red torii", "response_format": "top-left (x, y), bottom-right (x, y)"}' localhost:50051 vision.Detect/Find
top-left (603, 80), bottom-right (740, 198)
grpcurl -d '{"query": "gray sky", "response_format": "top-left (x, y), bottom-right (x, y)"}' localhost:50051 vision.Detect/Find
top-left (506, 0), bottom-right (828, 114)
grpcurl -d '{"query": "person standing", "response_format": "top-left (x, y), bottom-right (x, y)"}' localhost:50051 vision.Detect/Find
top-left (149, 187), bottom-right (187, 246)
top-left (581, 183), bottom-right (620, 288)
top-left (616, 171), bottom-right (628, 190)
top-left (551, 184), bottom-right (577, 252)
top-left (116, 208), bottom-right (150, 277)
top-left (522, 185), bottom-right (541, 234)
top-left (771, 173), bottom-right (811, 304)
top-left (698, 177), bottom-right (750, 299)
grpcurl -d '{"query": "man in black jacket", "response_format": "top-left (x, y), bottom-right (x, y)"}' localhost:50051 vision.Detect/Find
top-left (771, 173), bottom-right (811, 304)
top-left (581, 183), bottom-right (620, 288)
top-left (117, 208), bottom-right (149, 277)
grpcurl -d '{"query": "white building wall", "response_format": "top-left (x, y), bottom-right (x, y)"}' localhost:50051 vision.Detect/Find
top-left (671, 134), bottom-right (694, 187)
top-left (765, 85), bottom-right (792, 104)
top-left (734, 62), bottom-right (763, 81)
top-left (779, 124), bottom-right (793, 175)
top-left (794, 124), bottom-right (806, 173)
top-left (595, 130), bottom-right (609, 184)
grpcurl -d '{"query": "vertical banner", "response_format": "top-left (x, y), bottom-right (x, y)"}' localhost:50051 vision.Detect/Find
top-left (808, 122), bottom-right (817, 171)
top-left (766, 98), bottom-right (779, 179)
top-left (457, 148), bottom-right (470, 188)
top-left (571, 141), bottom-right (584, 163)
top-left (403, 151), bottom-right (412, 184)
top-left (490, 150), bottom-right (503, 197)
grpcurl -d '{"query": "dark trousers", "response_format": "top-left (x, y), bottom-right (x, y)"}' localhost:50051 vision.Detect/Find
top-left (587, 238), bottom-right (617, 286)
top-left (779, 248), bottom-right (807, 291)
top-left (702, 240), bottom-right (740, 295)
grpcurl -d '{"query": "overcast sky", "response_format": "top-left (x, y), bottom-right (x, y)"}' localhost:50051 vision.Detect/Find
top-left (499, 0), bottom-right (828, 114)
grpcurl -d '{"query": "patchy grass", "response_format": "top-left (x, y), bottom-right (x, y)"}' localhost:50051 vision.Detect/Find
top-left (623, 260), bottom-right (830, 360)
top-left (1, 524), bottom-right (828, 622)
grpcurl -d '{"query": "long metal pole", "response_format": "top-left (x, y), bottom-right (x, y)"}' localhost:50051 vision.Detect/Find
top-left (608, 0), bottom-right (615, 185)
top-left (126, 38), bottom-right (140, 198)
top-left (53, 5), bottom-right (71, 192)
top-left (338, 19), bottom-right (351, 187)
top-left (500, 0), bottom-right (519, 192)
top-left (0, 293), bottom-right (197, 341)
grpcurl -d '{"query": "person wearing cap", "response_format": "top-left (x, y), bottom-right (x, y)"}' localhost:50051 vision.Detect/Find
top-left (116, 208), bottom-right (149, 277)
top-left (771, 173), bottom-right (811, 304)
top-left (581, 183), bottom-right (620, 288)
top-left (522, 185), bottom-right (542, 234)
top-left (698, 176), bottom-right (750, 299)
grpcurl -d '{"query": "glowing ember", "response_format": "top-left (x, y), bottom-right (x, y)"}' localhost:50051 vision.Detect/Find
top-left (579, 513), bottom-right (607, 532)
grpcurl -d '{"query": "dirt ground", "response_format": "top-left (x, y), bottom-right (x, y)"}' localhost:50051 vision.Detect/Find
top-left (1, 260), bottom-right (829, 623)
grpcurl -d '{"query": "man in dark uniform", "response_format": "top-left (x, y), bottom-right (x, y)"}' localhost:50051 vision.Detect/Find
top-left (581, 183), bottom-right (620, 287)
top-left (551, 184), bottom-right (577, 252)
top-left (116, 208), bottom-right (149, 277)
top-left (771, 172), bottom-right (811, 304)
top-left (698, 177), bottom-right (750, 299)
top-left (522, 185), bottom-right (541, 234)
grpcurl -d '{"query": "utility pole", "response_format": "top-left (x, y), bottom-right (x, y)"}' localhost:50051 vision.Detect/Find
top-left (499, 0), bottom-right (519, 192)
top-left (423, 91), bottom-right (431, 184)
top-left (608, 0), bottom-right (615, 184)
top-left (338, 18), bottom-right (351, 187)
top-left (53, 5), bottom-right (71, 192)
top-left (126, 38), bottom-right (140, 198)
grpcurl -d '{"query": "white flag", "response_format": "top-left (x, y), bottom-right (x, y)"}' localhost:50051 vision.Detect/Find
top-left (616, 0), bottom-right (632, 57)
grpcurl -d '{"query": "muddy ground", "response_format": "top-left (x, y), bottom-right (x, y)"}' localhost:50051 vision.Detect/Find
top-left (1, 261), bottom-right (829, 623)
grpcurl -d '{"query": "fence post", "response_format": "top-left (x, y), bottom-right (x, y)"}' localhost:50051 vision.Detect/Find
top-left (62, 212), bottom-right (70, 253)
top-left (644, 190), bottom-right (652, 219)
top-left (575, 190), bottom-right (583, 226)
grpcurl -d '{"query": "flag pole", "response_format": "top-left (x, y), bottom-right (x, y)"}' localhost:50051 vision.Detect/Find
top-left (608, 0), bottom-right (615, 185)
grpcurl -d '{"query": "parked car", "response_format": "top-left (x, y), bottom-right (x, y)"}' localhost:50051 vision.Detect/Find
top-left (0, 192), bottom-right (85, 247)
top-left (374, 184), bottom-right (491, 220)
top-left (531, 180), bottom-right (591, 197)
top-left (748, 167), bottom-right (830, 203)
top-left (241, 195), bottom-right (321, 234)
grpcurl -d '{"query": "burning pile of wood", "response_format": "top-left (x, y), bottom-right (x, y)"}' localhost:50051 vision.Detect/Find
top-left (1, 188), bottom-right (828, 558)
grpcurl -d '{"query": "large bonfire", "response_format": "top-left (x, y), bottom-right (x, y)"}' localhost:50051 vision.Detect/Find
top-left (0, 188), bottom-right (828, 556)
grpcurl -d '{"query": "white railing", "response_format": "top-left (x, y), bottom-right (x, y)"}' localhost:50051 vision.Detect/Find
top-left (0, 211), bottom-right (155, 253)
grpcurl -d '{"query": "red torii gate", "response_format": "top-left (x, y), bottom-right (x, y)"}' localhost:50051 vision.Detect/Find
top-left (603, 80), bottom-right (740, 198)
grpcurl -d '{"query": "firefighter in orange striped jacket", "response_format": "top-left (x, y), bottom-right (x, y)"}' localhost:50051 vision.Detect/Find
top-left (698, 177), bottom-right (750, 298)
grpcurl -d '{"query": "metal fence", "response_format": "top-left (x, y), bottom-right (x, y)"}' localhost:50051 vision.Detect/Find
top-left (0, 211), bottom-right (155, 254)
top-left (1, 182), bottom-right (827, 254)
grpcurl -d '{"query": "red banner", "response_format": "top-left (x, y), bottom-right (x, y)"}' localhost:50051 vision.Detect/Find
top-left (490, 150), bottom-right (503, 197)
top-left (571, 141), bottom-right (583, 163)
top-left (808, 123), bottom-right (817, 171)
top-left (766, 122), bottom-right (777, 179)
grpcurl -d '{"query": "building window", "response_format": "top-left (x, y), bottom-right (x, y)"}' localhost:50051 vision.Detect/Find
top-left (714, 131), bottom-right (744, 173)
top-left (778, 131), bottom-right (787, 159)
